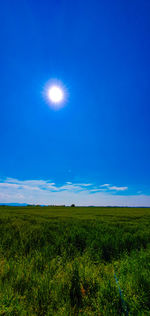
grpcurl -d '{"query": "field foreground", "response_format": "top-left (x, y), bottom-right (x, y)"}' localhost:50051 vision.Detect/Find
top-left (0, 205), bottom-right (150, 315)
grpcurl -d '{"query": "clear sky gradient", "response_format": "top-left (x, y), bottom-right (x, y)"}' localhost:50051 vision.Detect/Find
top-left (0, 0), bottom-right (150, 205)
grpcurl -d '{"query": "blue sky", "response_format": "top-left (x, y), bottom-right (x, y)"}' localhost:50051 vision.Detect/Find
top-left (0, 0), bottom-right (150, 205)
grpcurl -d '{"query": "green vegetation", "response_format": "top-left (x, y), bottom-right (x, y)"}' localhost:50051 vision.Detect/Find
top-left (0, 205), bottom-right (150, 315)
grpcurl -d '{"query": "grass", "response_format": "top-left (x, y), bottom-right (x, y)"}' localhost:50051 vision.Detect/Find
top-left (0, 205), bottom-right (150, 315)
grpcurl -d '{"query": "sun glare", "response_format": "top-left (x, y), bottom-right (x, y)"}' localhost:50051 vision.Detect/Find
top-left (43, 79), bottom-right (67, 109)
top-left (48, 85), bottom-right (64, 104)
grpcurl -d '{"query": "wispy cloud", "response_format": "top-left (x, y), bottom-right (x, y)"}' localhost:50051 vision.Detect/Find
top-left (100, 184), bottom-right (110, 188)
top-left (75, 183), bottom-right (93, 187)
top-left (0, 177), bottom-right (149, 206)
top-left (100, 184), bottom-right (128, 191)
top-left (108, 186), bottom-right (128, 191)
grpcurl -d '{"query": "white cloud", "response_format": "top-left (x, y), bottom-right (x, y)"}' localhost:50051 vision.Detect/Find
top-left (75, 183), bottom-right (92, 187)
top-left (0, 177), bottom-right (149, 206)
top-left (99, 184), bottom-right (128, 191)
top-left (90, 189), bottom-right (107, 192)
top-left (108, 186), bottom-right (128, 191)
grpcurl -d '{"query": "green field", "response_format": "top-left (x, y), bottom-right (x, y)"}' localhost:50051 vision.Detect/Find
top-left (0, 205), bottom-right (150, 315)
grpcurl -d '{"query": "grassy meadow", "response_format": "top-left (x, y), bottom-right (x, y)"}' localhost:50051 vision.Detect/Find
top-left (0, 205), bottom-right (150, 315)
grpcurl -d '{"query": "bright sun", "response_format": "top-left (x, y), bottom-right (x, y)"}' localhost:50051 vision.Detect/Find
top-left (48, 85), bottom-right (64, 104)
